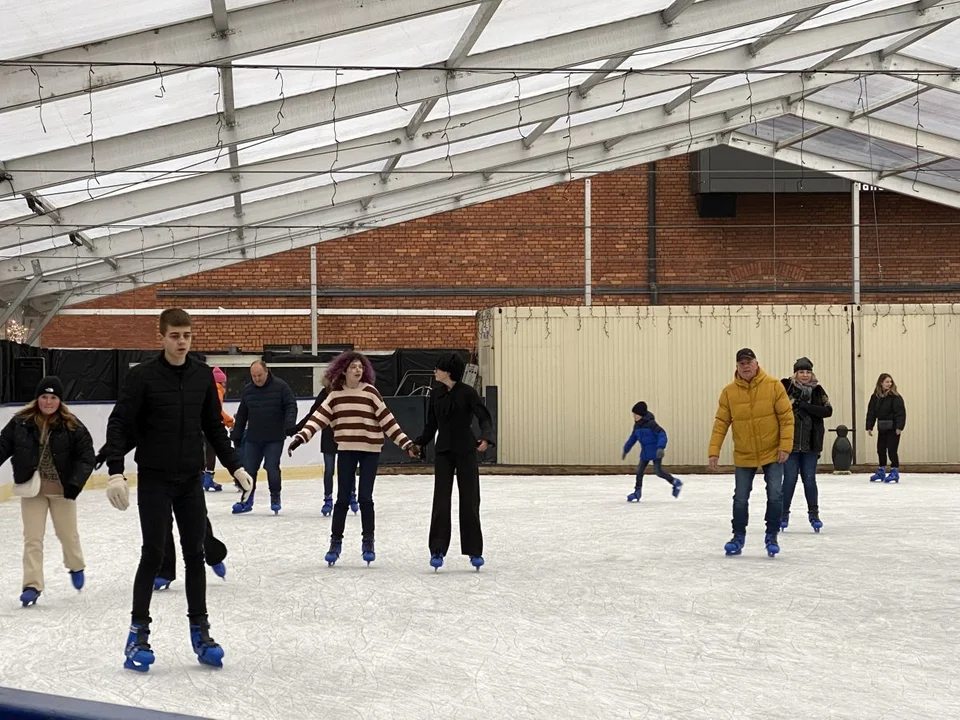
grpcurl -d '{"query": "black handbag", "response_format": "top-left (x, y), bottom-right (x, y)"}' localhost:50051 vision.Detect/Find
top-left (877, 420), bottom-right (894, 432)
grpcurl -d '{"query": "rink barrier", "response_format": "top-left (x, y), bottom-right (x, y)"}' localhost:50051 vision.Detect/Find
top-left (0, 686), bottom-right (209, 720)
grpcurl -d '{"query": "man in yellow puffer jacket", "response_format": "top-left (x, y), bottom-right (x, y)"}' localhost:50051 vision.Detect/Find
top-left (708, 348), bottom-right (794, 557)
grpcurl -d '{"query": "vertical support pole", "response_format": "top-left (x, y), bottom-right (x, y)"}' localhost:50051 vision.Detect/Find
top-left (310, 246), bottom-right (318, 356)
top-left (647, 161), bottom-right (659, 305)
top-left (850, 182), bottom-right (861, 464)
top-left (584, 178), bottom-right (592, 306)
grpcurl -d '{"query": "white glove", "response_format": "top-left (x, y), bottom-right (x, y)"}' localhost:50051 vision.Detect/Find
top-left (233, 468), bottom-right (253, 504)
top-left (106, 475), bottom-right (129, 511)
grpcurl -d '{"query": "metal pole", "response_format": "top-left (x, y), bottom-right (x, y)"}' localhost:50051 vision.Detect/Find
top-left (852, 182), bottom-right (860, 304)
top-left (310, 246), bottom-right (318, 355)
top-left (850, 182), bottom-right (861, 464)
top-left (584, 178), bottom-right (592, 306)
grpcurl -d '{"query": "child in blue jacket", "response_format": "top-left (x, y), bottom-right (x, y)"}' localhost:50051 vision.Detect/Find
top-left (622, 401), bottom-right (683, 502)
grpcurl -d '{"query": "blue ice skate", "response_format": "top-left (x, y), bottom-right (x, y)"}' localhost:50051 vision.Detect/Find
top-left (362, 537), bottom-right (376, 565)
top-left (779, 517), bottom-right (789, 531)
top-left (724, 534), bottom-right (745, 556)
top-left (626, 488), bottom-right (641, 502)
top-left (19, 587), bottom-right (40, 607)
top-left (270, 493), bottom-right (281, 515)
top-left (764, 533), bottom-right (780, 558)
top-left (190, 622), bottom-right (224, 668)
top-left (672, 479), bottom-right (683, 498)
top-left (470, 555), bottom-right (485, 571)
top-left (69, 569), bottom-right (85, 591)
top-left (883, 467), bottom-right (900, 484)
top-left (321, 495), bottom-right (333, 517)
top-left (870, 467), bottom-right (886, 482)
top-left (349, 491), bottom-right (359, 514)
top-left (325, 540), bottom-right (342, 566)
top-left (212, 562), bottom-right (226, 579)
top-left (154, 577), bottom-right (172, 591)
top-left (809, 512), bottom-right (823, 533)
top-left (124, 623), bottom-right (155, 672)
top-left (430, 551), bottom-right (444, 571)
top-left (202, 471), bottom-right (222, 492)
top-left (232, 489), bottom-right (255, 514)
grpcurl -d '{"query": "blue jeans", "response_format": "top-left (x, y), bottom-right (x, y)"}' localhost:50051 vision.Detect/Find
top-left (636, 458), bottom-right (677, 489)
top-left (243, 439), bottom-right (284, 497)
top-left (331, 451), bottom-right (379, 541)
top-left (732, 463), bottom-right (784, 536)
top-left (322, 453), bottom-right (336, 497)
top-left (782, 451), bottom-right (819, 519)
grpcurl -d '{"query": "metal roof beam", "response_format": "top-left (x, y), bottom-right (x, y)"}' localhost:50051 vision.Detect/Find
top-left (880, 19), bottom-right (954, 60)
top-left (25, 283), bottom-right (73, 344)
top-left (749, 7), bottom-right (825, 56)
top-left (0, 260), bottom-right (43, 325)
top-left (850, 85), bottom-right (930, 120)
top-left (661, 0), bottom-right (697, 26)
top-left (0, 0), bottom-right (491, 112)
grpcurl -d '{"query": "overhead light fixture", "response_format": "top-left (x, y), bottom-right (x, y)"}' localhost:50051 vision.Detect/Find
top-left (25, 195), bottom-right (41, 215)
top-left (68, 232), bottom-right (83, 247)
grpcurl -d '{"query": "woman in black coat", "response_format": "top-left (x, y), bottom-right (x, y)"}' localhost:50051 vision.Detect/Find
top-left (294, 376), bottom-right (341, 517)
top-left (779, 357), bottom-right (833, 532)
top-left (415, 354), bottom-right (495, 572)
top-left (0, 377), bottom-right (95, 607)
top-left (866, 373), bottom-right (906, 483)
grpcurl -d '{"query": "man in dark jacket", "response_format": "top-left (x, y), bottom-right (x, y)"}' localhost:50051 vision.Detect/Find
top-left (102, 308), bottom-right (252, 673)
top-left (231, 360), bottom-right (297, 514)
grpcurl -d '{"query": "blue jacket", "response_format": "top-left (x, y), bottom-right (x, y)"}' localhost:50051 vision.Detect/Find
top-left (233, 372), bottom-right (298, 443)
top-left (623, 412), bottom-right (668, 462)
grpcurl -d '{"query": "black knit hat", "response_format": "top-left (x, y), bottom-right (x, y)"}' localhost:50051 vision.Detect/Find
top-left (35, 376), bottom-right (64, 401)
top-left (632, 401), bottom-right (648, 416)
top-left (736, 347), bottom-right (757, 361)
top-left (793, 356), bottom-right (814, 373)
top-left (435, 353), bottom-right (465, 382)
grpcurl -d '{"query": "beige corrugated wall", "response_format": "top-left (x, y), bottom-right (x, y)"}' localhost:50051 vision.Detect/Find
top-left (478, 304), bottom-right (957, 466)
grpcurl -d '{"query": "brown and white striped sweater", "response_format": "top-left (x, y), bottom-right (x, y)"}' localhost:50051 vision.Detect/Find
top-left (296, 383), bottom-right (414, 454)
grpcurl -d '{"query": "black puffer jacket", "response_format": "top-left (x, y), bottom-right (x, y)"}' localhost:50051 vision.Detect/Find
top-left (0, 415), bottom-right (95, 499)
top-left (866, 393), bottom-right (906, 432)
top-left (781, 379), bottom-right (833, 454)
top-left (104, 352), bottom-right (240, 477)
top-left (232, 372), bottom-right (297, 443)
top-left (295, 388), bottom-right (338, 455)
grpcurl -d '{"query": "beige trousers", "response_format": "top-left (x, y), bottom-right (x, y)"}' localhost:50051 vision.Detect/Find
top-left (21, 494), bottom-right (85, 592)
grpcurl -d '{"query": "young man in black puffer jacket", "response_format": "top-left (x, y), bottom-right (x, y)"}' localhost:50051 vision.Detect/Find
top-left (101, 308), bottom-right (252, 673)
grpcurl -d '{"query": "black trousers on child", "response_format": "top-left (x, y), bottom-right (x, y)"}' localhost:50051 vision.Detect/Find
top-left (331, 450), bottom-right (379, 541)
top-left (132, 471), bottom-right (208, 624)
top-left (158, 516), bottom-right (226, 581)
top-left (635, 458), bottom-right (677, 490)
top-left (429, 450), bottom-right (483, 557)
top-left (877, 430), bottom-right (901, 467)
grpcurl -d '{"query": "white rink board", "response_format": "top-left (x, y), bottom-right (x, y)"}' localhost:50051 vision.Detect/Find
top-left (0, 473), bottom-right (957, 720)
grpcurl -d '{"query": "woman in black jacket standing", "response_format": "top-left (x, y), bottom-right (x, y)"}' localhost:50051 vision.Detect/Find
top-left (779, 357), bottom-right (833, 533)
top-left (415, 354), bottom-right (495, 572)
top-left (293, 376), bottom-right (342, 517)
top-left (866, 373), bottom-right (906, 483)
top-left (0, 377), bottom-right (95, 607)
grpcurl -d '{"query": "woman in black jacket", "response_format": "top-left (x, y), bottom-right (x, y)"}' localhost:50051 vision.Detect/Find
top-left (293, 376), bottom-right (342, 517)
top-left (866, 373), bottom-right (906, 483)
top-left (779, 358), bottom-right (833, 533)
top-left (415, 354), bottom-right (495, 572)
top-left (0, 377), bottom-right (95, 607)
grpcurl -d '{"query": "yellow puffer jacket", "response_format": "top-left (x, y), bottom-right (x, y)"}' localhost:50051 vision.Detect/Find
top-left (708, 366), bottom-right (794, 467)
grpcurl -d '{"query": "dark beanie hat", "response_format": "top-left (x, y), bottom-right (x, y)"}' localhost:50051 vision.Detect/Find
top-left (35, 376), bottom-right (64, 401)
top-left (632, 401), bottom-right (648, 416)
top-left (435, 353), bottom-right (465, 382)
top-left (793, 357), bottom-right (814, 373)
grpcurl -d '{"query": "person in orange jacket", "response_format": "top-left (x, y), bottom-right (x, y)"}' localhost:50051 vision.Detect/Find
top-left (203, 367), bottom-right (234, 492)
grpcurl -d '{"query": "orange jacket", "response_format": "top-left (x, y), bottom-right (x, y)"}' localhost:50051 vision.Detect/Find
top-left (217, 383), bottom-right (234, 429)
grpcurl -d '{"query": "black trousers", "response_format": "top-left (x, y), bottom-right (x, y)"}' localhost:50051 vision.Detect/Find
top-left (132, 472), bottom-right (208, 624)
top-left (158, 516), bottom-right (226, 581)
top-left (331, 450), bottom-right (379, 541)
top-left (877, 430), bottom-right (901, 467)
top-left (203, 439), bottom-right (217, 473)
top-left (429, 450), bottom-right (483, 557)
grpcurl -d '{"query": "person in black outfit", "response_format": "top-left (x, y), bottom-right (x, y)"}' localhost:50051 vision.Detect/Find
top-left (866, 373), bottom-right (906, 483)
top-left (415, 354), bottom-right (495, 572)
top-left (293, 376), bottom-right (340, 517)
top-left (102, 308), bottom-right (252, 673)
top-left (779, 357), bottom-right (833, 532)
top-left (231, 360), bottom-right (298, 514)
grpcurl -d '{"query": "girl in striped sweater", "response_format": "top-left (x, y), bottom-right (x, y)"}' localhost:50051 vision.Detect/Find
top-left (288, 352), bottom-right (419, 566)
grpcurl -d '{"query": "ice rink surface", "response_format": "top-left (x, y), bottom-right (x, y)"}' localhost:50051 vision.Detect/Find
top-left (0, 472), bottom-right (957, 720)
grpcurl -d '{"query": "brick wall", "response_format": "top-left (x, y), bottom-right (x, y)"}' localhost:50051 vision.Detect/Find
top-left (41, 155), bottom-right (960, 351)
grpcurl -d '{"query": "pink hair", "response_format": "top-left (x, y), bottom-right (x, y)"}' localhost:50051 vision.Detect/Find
top-left (324, 351), bottom-right (376, 390)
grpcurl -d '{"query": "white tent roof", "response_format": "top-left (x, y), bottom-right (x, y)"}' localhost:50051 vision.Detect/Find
top-left (1, 0), bottom-right (958, 321)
